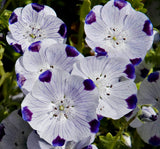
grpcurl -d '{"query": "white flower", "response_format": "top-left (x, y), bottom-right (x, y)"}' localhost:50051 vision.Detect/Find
top-left (84, 0), bottom-right (154, 65)
top-left (0, 110), bottom-right (32, 149)
top-left (6, 3), bottom-right (67, 54)
top-left (21, 69), bottom-right (99, 146)
top-left (71, 56), bottom-right (137, 119)
top-left (15, 41), bottom-right (83, 94)
top-left (128, 71), bottom-right (160, 146)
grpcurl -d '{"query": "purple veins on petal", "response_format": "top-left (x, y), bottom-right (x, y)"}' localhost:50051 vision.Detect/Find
top-left (39, 70), bottom-right (52, 83)
top-left (16, 73), bottom-right (26, 88)
top-left (85, 11), bottom-right (96, 25)
top-left (89, 119), bottom-right (100, 133)
top-left (143, 20), bottom-right (153, 36)
top-left (130, 58), bottom-right (142, 66)
top-left (125, 94), bottom-right (137, 109)
top-left (28, 41), bottom-right (41, 52)
top-left (22, 106), bottom-right (33, 122)
top-left (114, 0), bottom-right (127, 10)
top-left (123, 64), bottom-right (135, 79)
top-left (140, 68), bottom-right (149, 78)
top-left (58, 23), bottom-right (67, 38)
top-left (31, 3), bottom-right (44, 12)
top-left (95, 47), bottom-right (108, 57)
top-left (11, 43), bottom-right (23, 54)
top-left (83, 79), bottom-right (96, 91)
top-left (52, 136), bottom-right (65, 147)
top-left (65, 45), bottom-right (79, 57)
top-left (149, 135), bottom-right (160, 146)
top-left (0, 123), bottom-right (5, 141)
top-left (9, 12), bottom-right (18, 24)
top-left (148, 72), bottom-right (159, 82)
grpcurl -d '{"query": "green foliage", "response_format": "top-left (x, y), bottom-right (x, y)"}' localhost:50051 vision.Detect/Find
top-left (0, 10), bottom-right (11, 32)
top-left (145, 42), bottom-right (160, 70)
top-left (127, 0), bottom-right (147, 13)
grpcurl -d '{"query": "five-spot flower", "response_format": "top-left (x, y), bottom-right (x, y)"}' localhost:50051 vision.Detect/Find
top-left (71, 56), bottom-right (137, 119)
top-left (128, 71), bottom-right (160, 146)
top-left (21, 69), bottom-right (99, 146)
top-left (6, 3), bottom-right (67, 54)
top-left (15, 41), bottom-right (83, 94)
top-left (84, 0), bottom-right (154, 65)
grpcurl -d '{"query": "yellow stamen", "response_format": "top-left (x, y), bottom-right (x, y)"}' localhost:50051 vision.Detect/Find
top-left (112, 36), bottom-right (116, 41)
top-left (59, 105), bottom-right (64, 111)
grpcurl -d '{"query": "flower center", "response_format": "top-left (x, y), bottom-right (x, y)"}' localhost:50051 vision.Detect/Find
top-left (48, 97), bottom-right (74, 121)
top-left (59, 105), bottom-right (64, 111)
top-left (23, 24), bottom-right (46, 43)
top-left (94, 74), bottom-right (113, 99)
top-left (104, 27), bottom-right (127, 48)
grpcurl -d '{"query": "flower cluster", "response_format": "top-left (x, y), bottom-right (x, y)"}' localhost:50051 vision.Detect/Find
top-left (1, 0), bottom-right (157, 148)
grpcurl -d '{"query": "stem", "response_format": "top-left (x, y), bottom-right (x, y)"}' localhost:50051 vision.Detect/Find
top-left (75, 0), bottom-right (91, 53)
top-left (110, 112), bottom-right (139, 149)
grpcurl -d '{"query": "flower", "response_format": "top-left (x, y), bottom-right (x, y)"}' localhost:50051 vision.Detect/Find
top-left (84, 0), bottom-right (154, 65)
top-left (15, 41), bottom-right (83, 94)
top-left (27, 131), bottom-right (98, 149)
top-left (128, 71), bottom-right (160, 146)
top-left (71, 56), bottom-right (137, 119)
top-left (6, 3), bottom-right (67, 54)
top-left (136, 71), bottom-right (160, 146)
top-left (21, 69), bottom-right (99, 146)
top-left (0, 110), bottom-right (32, 148)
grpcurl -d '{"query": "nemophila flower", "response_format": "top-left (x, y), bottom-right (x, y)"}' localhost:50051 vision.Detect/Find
top-left (71, 56), bottom-right (137, 119)
top-left (21, 69), bottom-right (99, 146)
top-left (128, 71), bottom-right (160, 146)
top-left (27, 131), bottom-right (98, 149)
top-left (15, 41), bottom-right (83, 94)
top-left (0, 110), bottom-right (32, 149)
top-left (6, 3), bottom-right (67, 54)
top-left (84, 0), bottom-right (154, 65)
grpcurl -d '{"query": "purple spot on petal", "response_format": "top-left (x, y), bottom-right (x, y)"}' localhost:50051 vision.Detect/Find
top-left (150, 115), bottom-right (158, 121)
top-left (58, 23), bottom-right (67, 38)
top-left (85, 11), bottom-right (96, 24)
top-left (11, 43), bottom-right (23, 54)
top-left (39, 70), bottom-right (52, 82)
top-left (0, 123), bottom-right (5, 141)
top-left (149, 135), bottom-right (160, 146)
top-left (140, 68), bottom-right (149, 78)
top-left (28, 41), bottom-right (41, 52)
top-left (16, 73), bottom-right (26, 88)
top-left (22, 106), bottom-right (33, 122)
top-left (143, 20), bottom-right (153, 36)
top-left (124, 64), bottom-right (135, 79)
top-left (31, 3), bottom-right (44, 12)
top-left (9, 12), bottom-right (18, 24)
top-left (65, 45), bottom-right (79, 57)
top-left (95, 47), bottom-right (108, 57)
top-left (83, 79), bottom-right (95, 91)
top-left (114, 0), bottom-right (127, 10)
top-left (89, 119), bottom-right (100, 133)
top-left (52, 136), bottom-right (65, 147)
top-left (148, 72), bottom-right (159, 82)
top-left (130, 58), bottom-right (142, 66)
top-left (97, 114), bottom-right (103, 121)
top-left (125, 94), bottom-right (137, 109)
